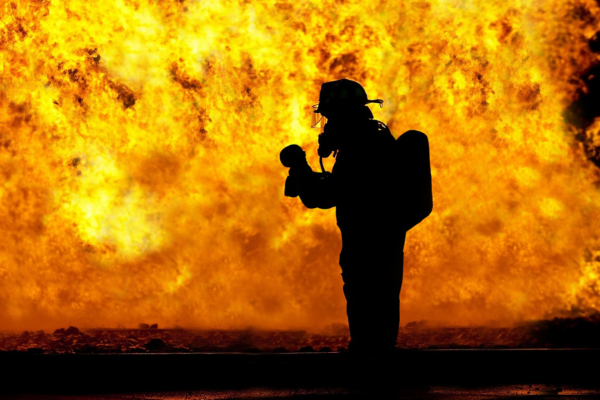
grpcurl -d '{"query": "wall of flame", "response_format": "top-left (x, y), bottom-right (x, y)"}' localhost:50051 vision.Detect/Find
top-left (1, 0), bottom-right (600, 330)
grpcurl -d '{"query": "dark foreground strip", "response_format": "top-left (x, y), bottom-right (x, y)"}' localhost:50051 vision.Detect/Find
top-left (2, 349), bottom-right (599, 393)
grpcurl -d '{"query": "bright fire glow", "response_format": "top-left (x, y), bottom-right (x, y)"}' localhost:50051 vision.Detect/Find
top-left (1, 0), bottom-right (600, 330)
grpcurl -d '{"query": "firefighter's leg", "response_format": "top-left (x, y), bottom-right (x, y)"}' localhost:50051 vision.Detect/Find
top-left (342, 271), bottom-right (364, 352)
top-left (341, 237), bottom-right (404, 352)
top-left (343, 269), bottom-right (389, 353)
top-left (342, 269), bottom-right (377, 353)
top-left (383, 252), bottom-right (403, 348)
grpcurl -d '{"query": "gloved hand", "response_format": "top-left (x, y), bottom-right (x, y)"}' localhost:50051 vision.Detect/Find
top-left (281, 144), bottom-right (312, 198)
top-left (284, 175), bottom-right (299, 197)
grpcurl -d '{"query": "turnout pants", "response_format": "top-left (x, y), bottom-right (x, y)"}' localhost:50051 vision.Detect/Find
top-left (341, 251), bottom-right (404, 353)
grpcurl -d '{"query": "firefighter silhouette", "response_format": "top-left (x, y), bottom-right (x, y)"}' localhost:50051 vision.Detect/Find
top-left (281, 79), bottom-right (433, 354)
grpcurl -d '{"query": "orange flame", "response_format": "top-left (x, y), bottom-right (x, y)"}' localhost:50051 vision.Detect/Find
top-left (1, 0), bottom-right (600, 331)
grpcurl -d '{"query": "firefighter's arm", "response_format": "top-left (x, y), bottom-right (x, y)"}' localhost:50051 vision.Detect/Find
top-left (291, 168), bottom-right (337, 210)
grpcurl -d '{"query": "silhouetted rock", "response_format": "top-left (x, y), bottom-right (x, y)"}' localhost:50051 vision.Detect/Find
top-left (53, 328), bottom-right (65, 336)
top-left (138, 324), bottom-right (150, 329)
top-left (298, 346), bottom-right (314, 352)
top-left (319, 347), bottom-right (332, 352)
top-left (65, 326), bottom-right (80, 335)
top-left (150, 324), bottom-right (158, 329)
top-left (144, 338), bottom-right (167, 350)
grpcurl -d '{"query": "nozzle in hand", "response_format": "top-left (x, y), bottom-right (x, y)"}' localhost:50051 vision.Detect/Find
top-left (280, 144), bottom-right (308, 198)
top-left (280, 144), bottom-right (306, 168)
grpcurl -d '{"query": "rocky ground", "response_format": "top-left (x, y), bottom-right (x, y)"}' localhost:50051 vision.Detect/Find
top-left (1, 314), bottom-right (599, 354)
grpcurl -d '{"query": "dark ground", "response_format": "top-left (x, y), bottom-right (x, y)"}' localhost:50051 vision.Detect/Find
top-left (3, 384), bottom-right (600, 399)
top-left (2, 349), bottom-right (600, 397)
top-left (3, 316), bottom-right (600, 398)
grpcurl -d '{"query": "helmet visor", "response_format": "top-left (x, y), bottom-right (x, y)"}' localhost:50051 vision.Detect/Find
top-left (311, 104), bottom-right (326, 132)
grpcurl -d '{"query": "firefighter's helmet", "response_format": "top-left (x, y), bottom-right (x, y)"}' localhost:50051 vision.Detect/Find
top-left (313, 79), bottom-right (383, 116)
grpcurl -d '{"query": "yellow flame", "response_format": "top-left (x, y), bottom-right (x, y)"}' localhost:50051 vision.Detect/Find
top-left (1, 0), bottom-right (600, 330)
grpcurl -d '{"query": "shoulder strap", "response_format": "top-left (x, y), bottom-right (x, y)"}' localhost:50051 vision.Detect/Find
top-left (368, 119), bottom-right (390, 134)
